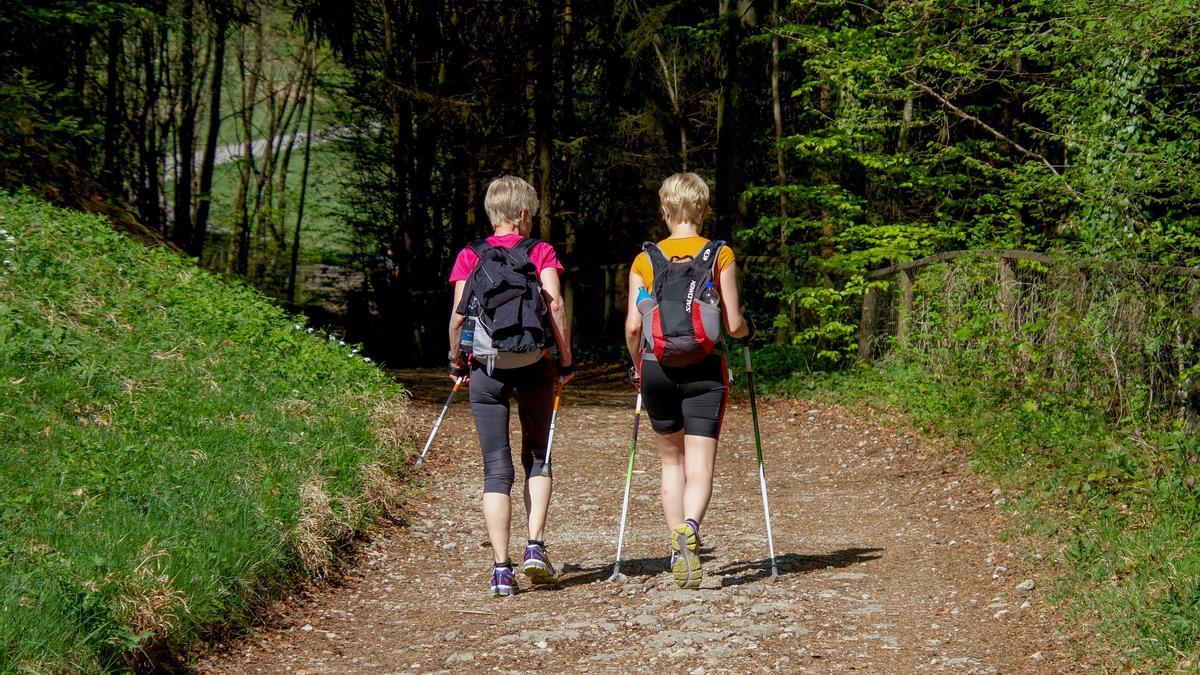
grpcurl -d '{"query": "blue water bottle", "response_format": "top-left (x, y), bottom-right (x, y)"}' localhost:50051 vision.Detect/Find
top-left (460, 316), bottom-right (475, 351)
top-left (636, 286), bottom-right (657, 314)
top-left (699, 281), bottom-right (720, 306)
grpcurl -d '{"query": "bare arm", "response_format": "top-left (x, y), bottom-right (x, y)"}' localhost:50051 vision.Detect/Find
top-left (540, 268), bottom-right (573, 369)
top-left (625, 271), bottom-right (645, 369)
top-left (719, 262), bottom-right (749, 339)
top-left (448, 280), bottom-right (466, 360)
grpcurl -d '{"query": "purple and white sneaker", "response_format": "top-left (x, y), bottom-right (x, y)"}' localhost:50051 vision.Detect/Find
top-left (521, 542), bottom-right (560, 585)
top-left (489, 564), bottom-right (518, 597)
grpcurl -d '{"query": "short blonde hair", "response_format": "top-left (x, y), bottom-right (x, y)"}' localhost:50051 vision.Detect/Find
top-left (484, 175), bottom-right (539, 226)
top-left (658, 172), bottom-right (710, 225)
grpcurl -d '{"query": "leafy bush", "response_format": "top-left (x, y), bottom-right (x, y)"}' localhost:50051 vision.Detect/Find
top-left (0, 193), bottom-right (411, 670)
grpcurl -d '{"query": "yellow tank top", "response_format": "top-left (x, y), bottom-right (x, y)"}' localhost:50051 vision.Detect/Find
top-left (630, 236), bottom-right (736, 291)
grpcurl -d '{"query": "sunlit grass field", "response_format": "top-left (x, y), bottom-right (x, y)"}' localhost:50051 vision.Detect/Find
top-left (0, 193), bottom-right (411, 670)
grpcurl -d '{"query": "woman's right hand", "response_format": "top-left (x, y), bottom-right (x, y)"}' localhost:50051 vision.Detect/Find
top-left (449, 357), bottom-right (469, 382)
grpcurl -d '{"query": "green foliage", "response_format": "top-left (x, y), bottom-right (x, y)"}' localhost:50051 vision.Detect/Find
top-left (0, 193), bottom-right (410, 670)
top-left (742, 0), bottom-right (1200, 358)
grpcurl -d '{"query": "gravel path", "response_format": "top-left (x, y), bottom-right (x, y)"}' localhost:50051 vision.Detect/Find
top-left (200, 367), bottom-right (1082, 673)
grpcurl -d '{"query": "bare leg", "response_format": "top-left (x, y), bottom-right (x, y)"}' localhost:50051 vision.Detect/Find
top-left (525, 475), bottom-right (553, 541)
top-left (682, 434), bottom-right (718, 524)
top-left (657, 430), bottom-right (686, 527)
top-left (483, 492), bottom-right (512, 564)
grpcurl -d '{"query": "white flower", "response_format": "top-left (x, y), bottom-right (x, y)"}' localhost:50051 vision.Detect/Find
top-left (306, 327), bottom-right (314, 333)
top-left (295, 324), bottom-right (302, 330)
top-left (338, 340), bottom-right (345, 346)
top-left (2, 260), bottom-right (9, 265)
top-left (351, 349), bottom-right (359, 355)
top-left (363, 357), bottom-right (372, 363)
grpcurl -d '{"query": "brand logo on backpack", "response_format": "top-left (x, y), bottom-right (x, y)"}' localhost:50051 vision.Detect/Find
top-left (641, 240), bottom-right (725, 367)
top-left (456, 238), bottom-right (552, 373)
top-left (684, 280), bottom-right (697, 314)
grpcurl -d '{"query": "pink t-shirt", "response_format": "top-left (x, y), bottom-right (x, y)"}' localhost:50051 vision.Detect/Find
top-left (448, 234), bottom-right (565, 284)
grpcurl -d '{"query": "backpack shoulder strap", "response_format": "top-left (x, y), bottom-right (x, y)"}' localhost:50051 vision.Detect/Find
top-left (503, 237), bottom-right (542, 279)
top-left (690, 239), bottom-right (724, 277)
top-left (513, 237), bottom-right (540, 256)
top-left (470, 240), bottom-right (494, 257)
top-left (642, 242), bottom-right (671, 295)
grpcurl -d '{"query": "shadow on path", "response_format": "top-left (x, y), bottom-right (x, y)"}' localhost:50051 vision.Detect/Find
top-left (546, 547), bottom-right (882, 590)
top-left (716, 547), bottom-right (885, 587)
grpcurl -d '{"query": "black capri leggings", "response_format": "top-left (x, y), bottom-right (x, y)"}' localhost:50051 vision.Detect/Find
top-left (468, 358), bottom-right (556, 495)
top-left (640, 354), bottom-right (728, 439)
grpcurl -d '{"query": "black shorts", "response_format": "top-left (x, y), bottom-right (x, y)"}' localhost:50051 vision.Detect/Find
top-left (641, 354), bottom-right (728, 439)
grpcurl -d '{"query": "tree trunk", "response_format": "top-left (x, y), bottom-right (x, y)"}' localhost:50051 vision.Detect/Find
top-left (288, 71), bottom-right (317, 305)
top-left (101, 17), bottom-right (125, 192)
top-left (715, 0), bottom-right (752, 242)
top-left (173, 0), bottom-right (196, 247)
top-left (234, 15), bottom-right (264, 276)
top-left (535, 0), bottom-right (554, 242)
top-left (561, 0), bottom-right (577, 324)
top-left (770, 0), bottom-right (790, 342)
top-left (136, 15), bottom-right (163, 233)
top-left (191, 12), bottom-right (228, 258)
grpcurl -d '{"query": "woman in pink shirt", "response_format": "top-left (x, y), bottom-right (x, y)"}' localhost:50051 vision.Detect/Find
top-left (447, 176), bottom-right (574, 597)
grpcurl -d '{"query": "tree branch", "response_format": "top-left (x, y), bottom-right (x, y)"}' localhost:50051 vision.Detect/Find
top-left (905, 75), bottom-right (1081, 199)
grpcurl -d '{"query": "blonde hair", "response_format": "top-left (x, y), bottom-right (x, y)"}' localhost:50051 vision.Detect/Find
top-left (658, 172), bottom-right (710, 225)
top-left (484, 175), bottom-right (539, 226)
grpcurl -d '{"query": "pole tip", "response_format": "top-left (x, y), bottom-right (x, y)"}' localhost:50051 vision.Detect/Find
top-left (770, 566), bottom-right (780, 582)
top-left (608, 570), bottom-right (627, 583)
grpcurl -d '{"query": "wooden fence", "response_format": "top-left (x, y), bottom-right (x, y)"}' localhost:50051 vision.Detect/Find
top-left (856, 249), bottom-right (1200, 362)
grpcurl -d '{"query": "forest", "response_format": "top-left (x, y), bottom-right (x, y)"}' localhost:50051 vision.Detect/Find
top-left (4, 0), bottom-right (1200, 669)
top-left (6, 0), bottom-right (1196, 367)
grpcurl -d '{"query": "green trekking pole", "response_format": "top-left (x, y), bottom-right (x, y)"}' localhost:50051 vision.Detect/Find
top-left (743, 344), bottom-right (780, 582)
top-left (608, 390), bottom-right (643, 582)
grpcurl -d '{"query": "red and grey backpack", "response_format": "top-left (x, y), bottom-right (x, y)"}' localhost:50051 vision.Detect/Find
top-left (641, 240), bottom-right (724, 367)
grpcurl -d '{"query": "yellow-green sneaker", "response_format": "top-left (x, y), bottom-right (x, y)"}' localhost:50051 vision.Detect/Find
top-left (670, 522), bottom-right (701, 589)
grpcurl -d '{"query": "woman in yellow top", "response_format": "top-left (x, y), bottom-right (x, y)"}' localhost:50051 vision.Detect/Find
top-left (624, 172), bottom-right (753, 589)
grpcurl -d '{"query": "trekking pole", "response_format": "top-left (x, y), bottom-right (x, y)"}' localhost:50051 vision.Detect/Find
top-left (743, 344), bottom-right (780, 582)
top-left (539, 379), bottom-right (566, 477)
top-left (608, 391), bottom-right (643, 582)
top-left (414, 376), bottom-right (464, 467)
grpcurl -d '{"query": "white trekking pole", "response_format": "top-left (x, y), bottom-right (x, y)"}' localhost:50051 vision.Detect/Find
top-left (414, 376), bottom-right (464, 466)
top-left (609, 391), bottom-right (643, 582)
top-left (539, 379), bottom-right (566, 477)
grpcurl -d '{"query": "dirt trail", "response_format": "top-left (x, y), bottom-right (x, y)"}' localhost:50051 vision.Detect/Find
top-left (200, 367), bottom-right (1080, 673)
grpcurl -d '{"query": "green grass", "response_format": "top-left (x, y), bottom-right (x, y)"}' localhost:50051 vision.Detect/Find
top-left (773, 359), bottom-right (1200, 669)
top-left (0, 192), bottom-right (411, 671)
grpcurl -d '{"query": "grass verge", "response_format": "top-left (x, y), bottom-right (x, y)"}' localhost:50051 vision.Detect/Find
top-left (0, 192), bottom-right (412, 671)
top-left (772, 358), bottom-right (1200, 669)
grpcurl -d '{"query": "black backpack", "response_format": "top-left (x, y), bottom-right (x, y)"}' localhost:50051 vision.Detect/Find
top-left (641, 239), bottom-right (724, 366)
top-left (457, 238), bottom-right (552, 358)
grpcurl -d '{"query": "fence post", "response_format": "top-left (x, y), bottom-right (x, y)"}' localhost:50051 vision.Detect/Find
top-left (896, 270), bottom-right (914, 348)
top-left (858, 284), bottom-right (878, 362)
top-left (998, 257), bottom-right (1017, 332)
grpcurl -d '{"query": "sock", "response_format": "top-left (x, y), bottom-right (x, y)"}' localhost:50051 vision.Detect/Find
top-left (494, 560), bottom-right (513, 569)
top-left (684, 518), bottom-right (700, 534)
top-left (527, 539), bottom-right (546, 548)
